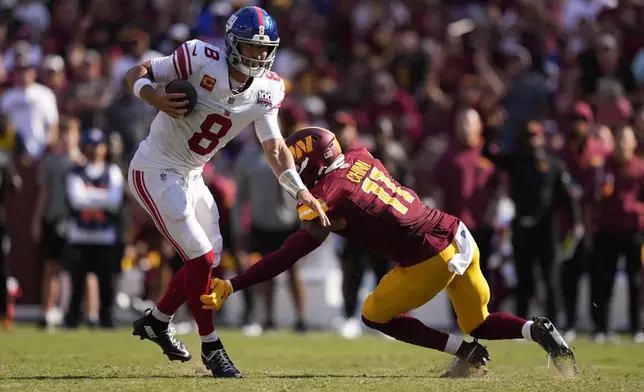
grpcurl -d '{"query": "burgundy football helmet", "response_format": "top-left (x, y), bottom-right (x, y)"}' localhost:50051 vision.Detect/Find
top-left (285, 127), bottom-right (343, 188)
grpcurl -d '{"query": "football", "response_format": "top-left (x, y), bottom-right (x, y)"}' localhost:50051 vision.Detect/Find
top-left (165, 79), bottom-right (198, 116)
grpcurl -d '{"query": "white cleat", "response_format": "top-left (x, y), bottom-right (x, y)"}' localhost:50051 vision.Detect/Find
top-left (633, 332), bottom-right (644, 344)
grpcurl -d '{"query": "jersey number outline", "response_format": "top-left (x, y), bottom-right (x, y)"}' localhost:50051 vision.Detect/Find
top-left (204, 47), bottom-right (220, 61)
top-left (361, 167), bottom-right (414, 215)
top-left (188, 113), bottom-right (232, 156)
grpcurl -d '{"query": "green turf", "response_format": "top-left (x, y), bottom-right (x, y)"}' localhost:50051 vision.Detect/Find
top-left (1, 326), bottom-right (643, 391)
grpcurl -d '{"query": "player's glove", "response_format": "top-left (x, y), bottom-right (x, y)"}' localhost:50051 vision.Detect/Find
top-left (200, 278), bottom-right (233, 311)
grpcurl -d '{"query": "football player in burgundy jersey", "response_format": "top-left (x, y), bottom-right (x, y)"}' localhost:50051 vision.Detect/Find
top-left (202, 127), bottom-right (577, 377)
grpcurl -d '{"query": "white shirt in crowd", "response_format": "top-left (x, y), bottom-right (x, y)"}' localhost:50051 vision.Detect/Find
top-left (1, 83), bottom-right (58, 158)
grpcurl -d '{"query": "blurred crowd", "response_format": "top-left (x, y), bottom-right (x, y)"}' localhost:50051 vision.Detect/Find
top-left (0, 0), bottom-right (643, 342)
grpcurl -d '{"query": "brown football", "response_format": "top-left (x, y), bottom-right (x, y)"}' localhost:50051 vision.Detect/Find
top-left (165, 79), bottom-right (198, 116)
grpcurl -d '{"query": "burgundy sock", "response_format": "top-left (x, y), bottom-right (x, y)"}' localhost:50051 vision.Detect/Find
top-left (184, 250), bottom-right (216, 336)
top-left (470, 312), bottom-right (526, 340)
top-left (362, 314), bottom-right (449, 351)
top-left (156, 266), bottom-right (187, 315)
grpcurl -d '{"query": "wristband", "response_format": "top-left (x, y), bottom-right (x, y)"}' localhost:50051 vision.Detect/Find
top-left (133, 78), bottom-right (153, 99)
top-left (278, 169), bottom-right (307, 199)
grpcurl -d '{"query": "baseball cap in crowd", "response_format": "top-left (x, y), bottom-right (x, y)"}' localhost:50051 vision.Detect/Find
top-left (42, 54), bottom-right (65, 72)
top-left (572, 101), bottom-right (594, 123)
top-left (83, 128), bottom-right (106, 145)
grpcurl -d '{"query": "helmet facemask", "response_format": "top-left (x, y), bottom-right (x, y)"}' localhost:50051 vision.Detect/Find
top-left (227, 33), bottom-right (279, 78)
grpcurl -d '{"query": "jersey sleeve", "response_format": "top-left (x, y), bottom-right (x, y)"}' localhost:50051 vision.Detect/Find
top-left (254, 77), bottom-right (286, 142)
top-left (151, 39), bottom-right (209, 82)
top-left (254, 108), bottom-right (282, 142)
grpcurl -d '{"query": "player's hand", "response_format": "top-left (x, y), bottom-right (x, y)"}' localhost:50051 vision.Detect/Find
top-left (200, 278), bottom-right (233, 311)
top-left (297, 189), bottom-right (331, 227)
top-left (144, 83), bottom-right (189, 118)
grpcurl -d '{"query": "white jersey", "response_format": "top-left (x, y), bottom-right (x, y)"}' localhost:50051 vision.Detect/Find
top-left (0, 82), bottom-right (58, 159)
top-left (130, 39), bottom-right (285, 175)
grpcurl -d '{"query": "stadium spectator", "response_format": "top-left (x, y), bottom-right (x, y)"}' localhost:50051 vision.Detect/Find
top-left (590, 125), bottom-right (644, 343)
top-left (579, 34), bottom-right (635, 104)
top-left (66, 49), bottom-right (111, 130)
top-left (63, 128), bottom-right (125, 329)
top-left (110, 27), bottom-right (162, 90)
top-left (232, 136), bottom-right (306, 335)
top-left (556, 101), bottom-right (606, 340)
top-left (0, 57), bottom-right (58, 159)
top-left (359, 71), bottom-right (423, 154)
top-left (32, 116), bottom-right (83, 329)
top-left (433, 109), bottom-right (504, 285)
top-left (483, 120), bottom-right (583, 322)
top-left (39, 54), bottom-right (69, 113)
top-left (103, 78), bottom-right (155, 165)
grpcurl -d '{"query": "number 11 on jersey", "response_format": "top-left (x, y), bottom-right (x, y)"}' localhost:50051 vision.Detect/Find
top-left (361, 167), bottom-right (414, 215)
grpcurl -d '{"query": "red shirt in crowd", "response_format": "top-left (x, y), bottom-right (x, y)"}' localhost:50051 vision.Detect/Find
top-left (433, 143), bottom-right (504, 230)
top-left (558, 136), bottom-right (606, 205)
top-left (595, 156), bottom-right (644, 233)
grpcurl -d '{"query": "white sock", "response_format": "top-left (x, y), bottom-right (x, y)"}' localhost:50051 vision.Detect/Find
top-left (444, 335), bottom-right (464, 355)
top-left (522, 321), bottom-right (534, 341)
top-left (201, 330), bottom-right (220, 343)
top-left (151, 307), bottom-right (172, 323)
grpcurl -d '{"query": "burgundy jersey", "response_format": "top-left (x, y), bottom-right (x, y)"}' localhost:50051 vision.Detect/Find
top-left (297, 148), bottom-right (460, 267)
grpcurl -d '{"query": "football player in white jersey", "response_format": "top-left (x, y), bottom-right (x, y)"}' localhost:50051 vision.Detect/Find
top-left (124, 6), bottom-right (329, 378)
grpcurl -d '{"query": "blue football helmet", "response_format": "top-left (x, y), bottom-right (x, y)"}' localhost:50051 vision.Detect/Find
top-left (224, 6), bottom-right (280, 78)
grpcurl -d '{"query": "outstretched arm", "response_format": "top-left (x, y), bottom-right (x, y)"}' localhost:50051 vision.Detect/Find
top-left (201, 218), bottom-right (345, 310)
top-left (228, 219), bottom-right (342, 292)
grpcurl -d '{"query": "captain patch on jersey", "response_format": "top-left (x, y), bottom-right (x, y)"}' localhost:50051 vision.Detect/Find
top-left (256, 89), bottom-right (273, 108)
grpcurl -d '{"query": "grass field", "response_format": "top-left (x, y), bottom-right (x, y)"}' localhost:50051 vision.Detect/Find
top-left (1, 327), bottom-right (643, 392)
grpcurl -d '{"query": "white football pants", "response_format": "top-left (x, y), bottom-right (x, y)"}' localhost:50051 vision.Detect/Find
top-left (128, 168), bottom-right (222, 265)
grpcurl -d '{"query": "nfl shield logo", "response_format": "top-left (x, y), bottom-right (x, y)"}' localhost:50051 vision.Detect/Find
top-left (160, 173), bottom-right (167, 182)
top-left (228, 97), bottom-right (235, 104)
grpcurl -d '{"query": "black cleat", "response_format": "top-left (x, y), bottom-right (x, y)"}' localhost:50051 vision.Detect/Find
top-left (441, 340), bottom-right (491, 378)
top-left (202, 344), bottom-right (243, 378)
top-left (132, 309), bottom-right (191, 362)
top-left (530, 317), bottom-right (577, 376)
